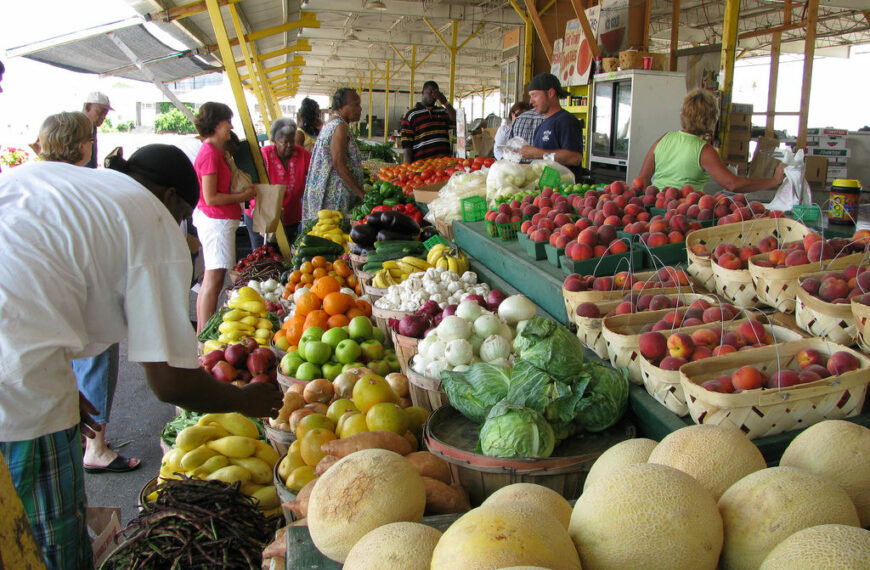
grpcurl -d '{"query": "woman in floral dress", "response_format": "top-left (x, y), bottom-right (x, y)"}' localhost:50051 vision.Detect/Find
top-left (302, 88), bottom-right (365, 222)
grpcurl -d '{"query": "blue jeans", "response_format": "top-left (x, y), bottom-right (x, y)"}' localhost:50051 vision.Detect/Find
top-left (1, 426), bottom-right (93, 570)
top-left (71, 345), bottom-right (119, 425)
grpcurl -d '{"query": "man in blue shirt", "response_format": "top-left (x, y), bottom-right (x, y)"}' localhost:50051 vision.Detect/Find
top-left (519, 73), bottom-right (585, 179)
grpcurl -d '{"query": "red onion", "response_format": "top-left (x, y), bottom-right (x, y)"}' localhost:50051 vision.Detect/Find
top-left (416, 300), bottom-right (442, 317)
top-left (442, 304), bottom-right (458, 317)
top-left (396, 314), bottom-right (431, 338)
top-left (462, 294), bottom-right (487, 308)
top-left (486, 289), bottom-right (508, 312)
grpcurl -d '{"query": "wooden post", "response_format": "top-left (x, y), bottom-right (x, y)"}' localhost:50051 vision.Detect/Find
top-left (766, 0), bottom-right (790, 137)
top-left (384, 58), bottom-right (391, 144)
top-left (568, 0), bottom-right (601, 59)
top-left (368, 69), bottom-right (373, 139)
top-left (669, 0), bottom-right (681, 71)
top-left (797, 0), bottom-right (819, 150)
top-left (521, 0), bottom-right (553, 62)
top-left (718, 0), bottom-right (740, 161)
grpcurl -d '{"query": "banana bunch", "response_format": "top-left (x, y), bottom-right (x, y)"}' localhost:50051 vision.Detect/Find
top-left (309, 209), bottom-right (349, 248)
top-left (156, 413), bottom-right (281, 515)
top-left (218, 286), bottom-right (273, 346)
top-left (371, 256), bottom-right (431, 288)
top-left (427, 243), bottom-right (470, 274)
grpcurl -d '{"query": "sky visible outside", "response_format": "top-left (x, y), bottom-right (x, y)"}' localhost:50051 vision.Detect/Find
top-left (1, 0), bottom-right (869, 152)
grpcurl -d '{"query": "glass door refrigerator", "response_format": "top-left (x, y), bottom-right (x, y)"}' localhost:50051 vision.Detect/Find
top-left (588, 70), bottom-right (687, 183)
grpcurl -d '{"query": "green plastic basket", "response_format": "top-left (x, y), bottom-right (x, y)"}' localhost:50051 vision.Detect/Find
top-left (496, 221), bottom-right (521, 241)
top-left (460, 196), bottom-right (487, 222)
top-left (792, 204), bottom-right (821, 224)
top-left (423, 235), bottom-right (449, 250)
top-left (538, 166), bottom-right (563, 190)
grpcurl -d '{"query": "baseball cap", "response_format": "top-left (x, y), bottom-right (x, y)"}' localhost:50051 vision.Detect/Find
top-left (526, 73), bottom-right (569, 98)
top-left (127, 144), bottom-right (199, 207)
top-left (84, 91), bottom-right (113, 110)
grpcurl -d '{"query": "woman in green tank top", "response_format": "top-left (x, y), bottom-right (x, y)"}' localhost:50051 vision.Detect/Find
top-left (637, 89), bottom-right (784, 193)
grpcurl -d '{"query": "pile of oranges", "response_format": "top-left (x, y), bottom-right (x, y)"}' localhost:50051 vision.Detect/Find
top-left (273, 274), bottom-right (373, 351)
top-left (282, 257), bottom-right (360, 297)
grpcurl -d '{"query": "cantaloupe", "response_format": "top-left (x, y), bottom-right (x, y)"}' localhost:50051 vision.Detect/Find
top-left (717, 466), bottom-right (861, 570)
top-left (307, 449), bottom-right (426, 562)
top-left (647, 424), bottom-right (765, 500)
top-left (482, 483), bottom-right (573, 529)
top-left (430, 502), bottom-right (581, 570)
top-left (583, 437), bottom-right (657, 491)
top-left (570, 463), bottom-right (723, 570)
top-left (779, 419), bottom-right (870, 526)
top-left (342, 522), bottom-right (441, 570)
top-left (758, 524), bottom-right (870, 570)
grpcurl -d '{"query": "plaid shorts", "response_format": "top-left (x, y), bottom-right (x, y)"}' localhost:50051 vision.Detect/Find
top-left (1, 426), bottom-right (93, 570)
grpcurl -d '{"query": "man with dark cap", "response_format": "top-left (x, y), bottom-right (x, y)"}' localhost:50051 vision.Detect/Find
top-left (0, 144), bottom-right (283, 570)
top-left (518, 72), bottom-right (585, 178)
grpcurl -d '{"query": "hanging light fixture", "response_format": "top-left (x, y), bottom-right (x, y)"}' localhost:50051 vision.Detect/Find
top-left (365, 0), bottom-right (388, 10)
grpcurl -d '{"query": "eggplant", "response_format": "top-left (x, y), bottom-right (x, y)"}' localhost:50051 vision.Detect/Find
top-left (349, 223), bottom-right (378, 248)
top-left (420, 225), bottom-right (439, 241)
top-left (378, 211), bottom-right (421, 235)
top-left (376, 229), bottom-right (417, 242)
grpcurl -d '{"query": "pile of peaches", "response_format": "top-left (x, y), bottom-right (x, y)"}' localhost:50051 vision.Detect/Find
top-left (639, 316), bottom-right (770, 373)
top-left (801, 264), bottom-right (870, 305)
top-left (648, 185), bottom-right (777, 225)
top-left (700, 348), bottom-right (860, 394)
top-left (574, 292), bottom-right (706, 320)
top-left (563, 266), bottom-right (693, 293)
top-left (621, 211), bottom-right (699, 248)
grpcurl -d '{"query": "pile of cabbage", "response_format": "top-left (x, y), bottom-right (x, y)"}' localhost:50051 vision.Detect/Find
top-left (440, 316), bottom-right (629, 459)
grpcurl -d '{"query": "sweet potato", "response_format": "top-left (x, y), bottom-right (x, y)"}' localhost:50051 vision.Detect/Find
top-left (406, 451), bottom-right (451, 484)
top-left (285, 479), bottom-right (316, 519)
top-left (320, 430), bottom-right (412, 458)
top-left (314, 454), bottom-right (339, 476)
top-left (423, 477), bottom-right (471, 515)
top-left (289, 518), bottom-right (307, 527)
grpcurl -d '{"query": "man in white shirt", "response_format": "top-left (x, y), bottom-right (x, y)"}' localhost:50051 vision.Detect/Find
top-left (0, 144), bottom-right (282, 569)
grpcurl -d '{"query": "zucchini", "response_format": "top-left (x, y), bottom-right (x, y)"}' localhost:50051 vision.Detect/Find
top-left (301, 234), bottom-right (343, 251)
top-left (362, 261), bottom-right (383, 272)
top-left (374, 240), bottom-right (424, 254)
top-left (365, 251), bottom-right (409, 263)
top-left (296, 245), bottom-right (341, 257)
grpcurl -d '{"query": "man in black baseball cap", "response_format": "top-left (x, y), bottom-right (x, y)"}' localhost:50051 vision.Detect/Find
top-left (519, 72), bottom-right (585, 178)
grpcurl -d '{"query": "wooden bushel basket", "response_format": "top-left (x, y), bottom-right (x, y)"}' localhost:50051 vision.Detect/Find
top-left (686, 218), bottom-right (811, 298)
top-left (638, 320), bottom-right (805, 417)
top-left (276, 371), bottom-right (306, 394)
top-left (679, 338), bottom-right (870, 439)
top-left (273, 457), bottom-right (296, 524)
top-left (371, 305), bottom-right (408, 337)
top-left (349, 252), bottom-right (367, 273)
top-left (423, 405), bottom-right (635, 506)
top-left (390, 331), bottom-right (420, 374)
top-left (361, 274), bottom-right (387, 303)
top-left (794, 270), bottom-right (857, 346)
top-left (264, 424), bottom-right (295, 457)
top-left (406, 368), bottom-right (449, 413)
top-left (852, 297), bottom-right (870, 354)
top-left (749, 251), bottom-right (866, 313)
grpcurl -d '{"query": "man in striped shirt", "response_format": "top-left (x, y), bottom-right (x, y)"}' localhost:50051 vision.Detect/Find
top-left (401, 81), bottom-right (456, 163)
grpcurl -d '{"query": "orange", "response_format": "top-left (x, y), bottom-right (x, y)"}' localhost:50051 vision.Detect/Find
top-left (295, 292), bottom-right (321, 316)
top-left (355, 299), bottom-right (372, 317)
top-left (310, 275), bottom-right (341, 300)
top-left (333, 260), bottom-right (352, 278)
top-left (300, 273), bottom-right (314, 284)
top-left (346, 274), bottom-right (358, 288)
top-left (299, 261), bottom-right (313, 274)
top-left (284, 318), bottom-right (305, 346)
top-left (324, 261), bottom-right (333, 271)
top-left (312, 267), bottom-right (327, 279)
top-left (326, 313), bottom-right (350, 329)
top-left (323, 292), bottom-right (355, 316)
top-left (345, 307), bottom-right (364, 320)
top-left (289, 270), bottom-right (302, 283)
top-left (303, 310), bottom-right (329, 331)
top-left (311, 256), bottom-right (328, 269)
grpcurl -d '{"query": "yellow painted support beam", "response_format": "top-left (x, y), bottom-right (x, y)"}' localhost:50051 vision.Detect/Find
top-left (239, 55), bottom-right (305, 81)
top-left (245, 12), bottom-right (319, 41)
top-left (797, 0), bottom-right (819, 149)
top-left (270, 77), bottom-right (301, 91)
top-left (204, 0), bottom-right (291, 259)
top-left (669, 0), bottom-right (680, 71)
top-left (522, 0), bottom-right (552, 63)
top-left (368, 69), bottom-right (374, 139)
top-left (424, 19), bottom-right (485, 102)
top-left (150, 0), bottom-right (240, 23)
top-left (717, 0), bottom-right (740, 161)
top-left (568, 0), bottom-right (601, 59)
top-left (385, 58), bottom-right (391, 144)
top-left (228, 3), bottom-right (271, 134)
top-left (266, 68), bottom-right (302, 83)
top-left (256, 39), bottom-right (312, 64)
top-left (509, 0), bottom-right (534, 86)
top-left (250, 43), bottom-right (282, 119)
top-left (0, 451), bottom-right (48, 569)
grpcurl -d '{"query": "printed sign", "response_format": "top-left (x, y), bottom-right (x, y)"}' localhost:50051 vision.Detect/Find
top-left (551, 39), bottom-right (563, 80)
top-left (598, 0), bottom-right (629, 56)
top-left (560, 6), bottom-right (600, 87)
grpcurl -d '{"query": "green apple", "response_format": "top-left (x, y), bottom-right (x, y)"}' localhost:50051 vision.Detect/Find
top-left (384, 353), bottom-right (400, 371)
top-left (367, 359), bottom-right (390, 376)
top-left (301, 326), bottom-right (324, 342)
top-left (295, 362), bottom-right (321, 382)
top-left (347, 316), bottom-right (373, 341)
top-left (279, 353), bottom-right (304, 376)
top-left (359, 339), bottom-right (384, 362)
top-left (334, 338), bottom-right (362, 364)
top-left (371, 326), bottom-right (385, 344)
top-left (303, 341), bottom-right (332, 365)
top-left (321, 361), bottom-right (344, 381)
top-left (296, 338), bottom-right (309, 359)
top-left (342, 362), bottom-right (365, 372)
top-left (321, 327), bottom-right (349, 348)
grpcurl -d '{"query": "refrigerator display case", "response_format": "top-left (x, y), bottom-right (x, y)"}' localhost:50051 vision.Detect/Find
top-left (588, 70), bottom-right (687, 182)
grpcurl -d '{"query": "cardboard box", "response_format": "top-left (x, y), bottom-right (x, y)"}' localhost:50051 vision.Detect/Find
top-left (806, 135), bottom-right (846, 148)
top-left (805, 156), bottom-right (828, 184)
top-left (732, 103), bottom-right (754, 114)
top-left (806, 127), bottom-right (848, 136)
top-left (827, 166), bottom-right (849, 179)
top-left (749, 136), bottom-right (781, 179)
top-left (726, 137), bottom-right (749, 157)
top-left (730, 113), bottom-right (751, 127)
top-left (808, 147), bottom-right (851, 159)
top-left (471, 127), bottom-right (498, 158)
top-left (728, 126), bottom-right (752, 138)
top-left (413, 181), bottom-right (447, 204)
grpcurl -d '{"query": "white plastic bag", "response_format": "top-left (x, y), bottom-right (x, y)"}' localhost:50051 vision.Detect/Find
top-left (500, 136), bottom-right (527, 163)
top-left (766, 148), bottom-right (812, 212)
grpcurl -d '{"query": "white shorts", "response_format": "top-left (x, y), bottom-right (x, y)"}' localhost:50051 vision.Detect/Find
top-left (192, 208), bottom-right (238, 270)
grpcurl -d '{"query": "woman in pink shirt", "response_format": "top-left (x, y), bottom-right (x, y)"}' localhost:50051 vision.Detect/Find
top-left (192, 102), bottom-right (256, 333)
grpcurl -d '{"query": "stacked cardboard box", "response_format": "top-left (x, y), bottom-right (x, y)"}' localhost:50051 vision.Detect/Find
top-left (724, 104), bottom-right (753, 175)
top-left (805, 127), bottom-right (849, 185)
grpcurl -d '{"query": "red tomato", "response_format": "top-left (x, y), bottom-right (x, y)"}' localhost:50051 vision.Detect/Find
top-left (483, 158), bottom-right (495, 167)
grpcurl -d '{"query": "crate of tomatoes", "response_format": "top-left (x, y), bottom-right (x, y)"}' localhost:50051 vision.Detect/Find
top-left (377, 156), bottom-right (495, 196)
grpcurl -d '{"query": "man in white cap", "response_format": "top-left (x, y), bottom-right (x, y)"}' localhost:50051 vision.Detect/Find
top-left (82, 91), bottom-right (112, 169)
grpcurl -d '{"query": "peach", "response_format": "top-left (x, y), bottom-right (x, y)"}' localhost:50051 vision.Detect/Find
top-left (594, 245), bottom-right (608, 257)
top-left (714, 243), bottom-right (739, 259)
top-left (689, 298), bottom-right (712, 310)
top-left (804, 363), bottom-right (831, 379)
top-left (683, 307), bottom-right (704, 321)
top-left (682, 318), bottom-right (703, 327)
top-left (698, 194), bottom-right (715, 210)
top-left (636, 294), bottom-right (654, 311)
top-left (659, 355), bottom-right (688, 371)
top-left (668, 230), bottom-right (684, 243)
top-left (651, 320), bottom-right (673, 332)
top-left (712, 344), bottom-right (738, 357)
top-left (768, 249), bottom-right (787, 266)
top-left (575, 302), bottom-right (601, 318)
top-left (691, 244), bottom-right (709, 257)
top-left (530, 229), bottom-right (550, 242)
top-left (785, 250), bottom-right (810, 266)
top-left (803, 232), bottom-right (823, 251)
top-left (639, 331), bottom-right (668, 362)
top-left (613, 271), bottom-right (634, 289)
top-left (736, 320), bottom-right (772, 346)
top-left (563, 274), bottom-right (586, 292)
top-left (691, 328), bottom-right (721, 350)
top-left (648, 295), bottom-right (673, 311)
top-left (577, 227), bottom-right (598, 246)
top-left (663, 310), bottom-right (684, 327)
top-left (592, 276), bottom-right (614, 291)
top-left (739, 246), bottom-right (761, 263)
top-left (670, 214), bottom-right (689, 234)
top-left (721, 331), bottom-right (746, 349)
top-left (570, 243), bottom-right (594, 261)
top-left (690, 346), bottom-right (713, 361)
top-left (609, 240), bottom-right (629, 255)
top-left (702, 375), bottom-right (735, 393)
top-left (856, 271), bottom-right (870, 292)
top-left (757, 236), bottom-right (778, 253)
top-left (797, 369), bottom-right (822, 384)
top-left (827, 351), bottom-right (860, 375)
top-left (731, 365), bottom-right (767, 391)
top-left (666, 332), bottom-right (695, 359)
top-left (614, 301), bottom-right (634, 315)
top-left (818, 277), bottom-right (850, 302)
top-left (767, 369), bottom-right (801, 389)
top-left (800, 278), bottom-right (821, 296)
top-left (716, 252), bottom-right (744, 270)
top-left (659, 267), bottom-right (690, 286)
top-left (702, 307), bottom-right (728, 324)
top-left (807, 240), bottom-right (835, 262)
